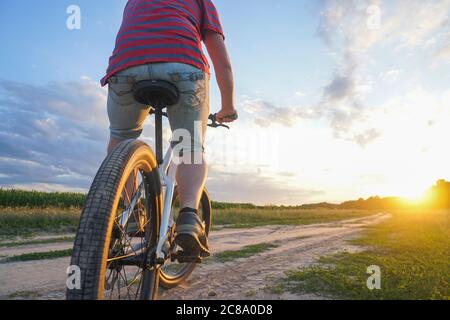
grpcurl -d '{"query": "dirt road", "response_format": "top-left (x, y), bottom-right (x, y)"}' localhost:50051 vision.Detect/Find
top-left (0, 213), bottom-right (389, 300)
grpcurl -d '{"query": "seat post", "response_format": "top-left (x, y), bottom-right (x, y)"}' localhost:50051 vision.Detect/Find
top-left (155, 107), bottom-right (164, 166)
top-left (132, 80), bottom-right (179, 166)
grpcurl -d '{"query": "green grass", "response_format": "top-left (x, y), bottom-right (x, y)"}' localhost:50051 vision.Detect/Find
top-left (0, 236), bottom-right (75, 248)
top-left (4, 249), bottom-right (73, 263)
top-left (278, 210), bottom-right (450, 300)
top-left (0, 189), bottom-right (85, 208)
top-left (243, 290), bottom-right (257, 297)
top-left (214, 243), bottom-right (278, 263)
top-left (0, 206), bottom-right (374, 238)
top-left (0, 207), bottom-right (80, 237)
top-left (0, 188), bottom-right (262, 210)
top-left (213, 208), bottom-right (375, 229)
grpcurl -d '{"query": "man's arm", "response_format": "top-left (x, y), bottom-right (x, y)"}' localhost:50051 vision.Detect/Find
top-left (204, 30), bottom-right (237, 123)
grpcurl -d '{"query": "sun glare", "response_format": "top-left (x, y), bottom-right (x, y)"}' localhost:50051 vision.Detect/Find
top-left (399, 189), bottom-right (426, 203)
top-left (386, 181), bottom-right (429, 206)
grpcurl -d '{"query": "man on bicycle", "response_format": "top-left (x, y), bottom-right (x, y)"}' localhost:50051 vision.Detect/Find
top-left (101, 0), bottom-right (237, 257)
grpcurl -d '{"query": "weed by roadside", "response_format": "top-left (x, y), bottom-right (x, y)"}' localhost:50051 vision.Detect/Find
top-left (214, 243), bottom-right (278, 263)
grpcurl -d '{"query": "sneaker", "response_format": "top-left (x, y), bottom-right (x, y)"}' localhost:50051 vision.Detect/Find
top-left (175, 208), bottom-right (210, 257)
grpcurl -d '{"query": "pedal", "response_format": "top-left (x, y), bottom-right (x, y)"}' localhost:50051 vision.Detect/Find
top-left (175, 250), bottom-right (202, 264)
top-left (178, 256), bottom-right (202, 263)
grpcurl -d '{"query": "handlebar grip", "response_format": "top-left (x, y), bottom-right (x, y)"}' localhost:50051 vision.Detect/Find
top-left (209, 113), bottom-right (217, 122)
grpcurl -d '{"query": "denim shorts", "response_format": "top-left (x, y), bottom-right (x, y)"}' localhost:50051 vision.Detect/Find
top-left (107, 62), bottom-right (210, 153)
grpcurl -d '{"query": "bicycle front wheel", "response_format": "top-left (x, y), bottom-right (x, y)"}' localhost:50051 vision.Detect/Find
top-left (66, 140), bottom-right (162, 300)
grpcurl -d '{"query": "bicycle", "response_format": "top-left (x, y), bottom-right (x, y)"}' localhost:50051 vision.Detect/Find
top-left (66, 79), bottom-right (230, 300)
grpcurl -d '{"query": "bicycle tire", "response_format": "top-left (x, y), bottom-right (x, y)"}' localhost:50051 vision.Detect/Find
top-left (66, 140), bottom-right (162, 300)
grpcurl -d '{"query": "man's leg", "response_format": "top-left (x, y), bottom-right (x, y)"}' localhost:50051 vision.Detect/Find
top-left (150, 62), bottom-right (210, 255)
top-left (171, 122), bottom-right (210, 255)
top-left (107, 67), bottom-right (151, 205)
top-left (176, 152), bottom-right (208, 210)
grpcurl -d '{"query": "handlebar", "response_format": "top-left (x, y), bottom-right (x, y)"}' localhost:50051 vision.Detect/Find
top-left (149, 108), bottom-right (231, 130)
top-left (207, 114), bottom-right (230, 129)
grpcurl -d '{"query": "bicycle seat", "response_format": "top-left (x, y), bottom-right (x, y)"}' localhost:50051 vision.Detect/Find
top-left (133, 80), bottom-right (179, 108)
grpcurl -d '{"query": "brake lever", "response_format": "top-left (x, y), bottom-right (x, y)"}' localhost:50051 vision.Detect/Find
top-left (208, 114), bottom-right (230, 129)
top-left (209, 123), bottom-right (230, 129)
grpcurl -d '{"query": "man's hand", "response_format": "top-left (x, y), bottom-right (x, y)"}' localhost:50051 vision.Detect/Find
top-left (216, 109), bottom-right (238, 123)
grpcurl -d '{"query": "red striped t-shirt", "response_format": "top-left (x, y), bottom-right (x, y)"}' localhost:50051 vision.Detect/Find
top-left (101, 0), bottom-right (224, 86)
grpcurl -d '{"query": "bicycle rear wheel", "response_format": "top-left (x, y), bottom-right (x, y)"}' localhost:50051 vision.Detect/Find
top-left (159, 187), bottom-right (212, 288)
top-left (66, 140), bottom-right (162, 300)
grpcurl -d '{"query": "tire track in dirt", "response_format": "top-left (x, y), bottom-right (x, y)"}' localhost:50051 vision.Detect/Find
top-left (0, 214), bottom-right (389, 300)
top-left (158, 213), bottom-right (389, 300)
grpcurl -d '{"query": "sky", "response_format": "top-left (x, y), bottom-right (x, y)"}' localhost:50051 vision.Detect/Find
top-left (0, 0), bottom-right (449, 205)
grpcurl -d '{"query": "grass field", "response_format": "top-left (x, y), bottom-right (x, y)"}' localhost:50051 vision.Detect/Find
top-left (0, 188), bottom-right (447, 300)
top-left (212, 208), bottom-right (374, 228)
top-left (0, 207), bottom-right (80, 238)
top-left (276, 210), bottom-right (449, 300)
top-left (0, 189), bottom-right (375, 238)
top-left (0, 236), bottom-right (75, 248)
top-left (4, 249), bottom-right (73, 263)
top-left (0, 206), bottom-right (375, 239)
top-left (0, 189), bottom-right (85, 208)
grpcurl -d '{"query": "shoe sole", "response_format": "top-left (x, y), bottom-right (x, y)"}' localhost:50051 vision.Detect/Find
top-left (175, 232), bottom-right (210, 258)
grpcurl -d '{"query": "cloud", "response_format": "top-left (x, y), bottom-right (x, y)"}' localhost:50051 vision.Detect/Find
top-left (315, 0), bottom-right (450, 146)
top-left (353, 129), bottom-right (382, 147)
top-left (0, 77), bottom-right (110, 190)
top-left (323, 75), bottom-right (356, 103)
top-left (241, 98), bottom-right (319, 128)
top-left (381, 69), bottom-right (402, 80)
top-left (434, 43), bottom-right (450, 61)
top-left (316, 1), bottom-right (382, 144)
top-left (234, 1), bottom-right (450, 149)
top-left (206, 165), bottom-right (324, 205)
top-left (391, 1), bottom-right (450, 50)
top-left (0, 78), bottom-right (323, 205)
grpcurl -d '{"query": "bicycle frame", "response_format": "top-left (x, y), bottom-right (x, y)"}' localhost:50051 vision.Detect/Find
top-left (117, 146), bottom-right (177, 260)
top-left (155, 145), bottom-right (178, 262)
top-left (117, 109), bottom-right (229, 265)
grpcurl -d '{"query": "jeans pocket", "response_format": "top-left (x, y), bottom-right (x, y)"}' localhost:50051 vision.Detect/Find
top-left (179, 78), bottom-right (207, 109)
top-left (108, 79), bottom-right (135, 107)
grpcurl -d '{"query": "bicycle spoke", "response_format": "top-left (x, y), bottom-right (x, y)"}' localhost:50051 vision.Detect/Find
top-left (126, 268), bottom-right (143, 298)
top-left (123, 185), bottom-right (132, 206)
top-left (117, 182), bottom-right (144, 229)
top-left (108, 270), bottom-right (118, 300)
top-left (120, 268), bottom-right (130, 299)
top-left (135, 271), bottom-right (144, 300)
top-left (112, 218), bottom-right (139, 257)
top-left (96, 167), bottom-right (156, 300)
